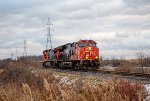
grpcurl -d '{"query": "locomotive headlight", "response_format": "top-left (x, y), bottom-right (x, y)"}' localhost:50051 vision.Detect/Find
top-left (86, 56), bottom-right (88, 59)
top-left (95, 56), bottom-right (98, 59)
top-left (88, 47), bottom-right (91, 50)
top-left (86, 47), bottom-right (91, 50)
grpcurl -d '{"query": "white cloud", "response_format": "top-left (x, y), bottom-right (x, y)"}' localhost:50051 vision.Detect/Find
top-left (0, 0), bottom-right (150, 59)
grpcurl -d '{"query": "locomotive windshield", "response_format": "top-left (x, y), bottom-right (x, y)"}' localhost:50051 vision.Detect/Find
top-left (79, 42), bottom-right (96, 47)
top-left (89, 43), bottom-right (96, 47)
top-left (79, 43), bottom-right (87, 47)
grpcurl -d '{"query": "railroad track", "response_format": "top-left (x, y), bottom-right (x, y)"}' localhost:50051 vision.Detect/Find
top-left (39, 67), bottom-right (150, 83)
top-left (97, 71), bottom-right (150, 83)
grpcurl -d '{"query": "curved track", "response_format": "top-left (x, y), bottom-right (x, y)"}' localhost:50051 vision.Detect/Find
top-left (39, 67), bottom-right (150, 84)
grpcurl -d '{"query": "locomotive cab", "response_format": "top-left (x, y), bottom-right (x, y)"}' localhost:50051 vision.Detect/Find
top-left (71, 40), bottom-right (100, 69)
top-left (77, 40), bottom-right (99, 60)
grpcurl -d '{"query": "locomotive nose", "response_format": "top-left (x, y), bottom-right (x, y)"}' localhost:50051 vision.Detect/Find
top-left (84, 46), bottom-right (98, 60)
top-left (85, 47), bottom-right (91, 51)
top-left (85, 46), bottom-right (92, 59)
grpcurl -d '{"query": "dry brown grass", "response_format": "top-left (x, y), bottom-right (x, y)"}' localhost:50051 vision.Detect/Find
top-left (100, 62), bottom-right (150, 75)
top-left (114, 64), bottom-right (150, 75)
top-left (0, 62), bottom-right (148, 101)
top-left (115, 63), bottom-right (132, 73)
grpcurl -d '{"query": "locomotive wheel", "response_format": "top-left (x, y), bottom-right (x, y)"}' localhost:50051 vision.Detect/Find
top-left (50, 62), bottom-right (55, 68)
top-left (42, 62), bottom-right (50, 68)
top-left (42, 62), bottom-right (46, 68)
top-left (83, 66), bottom-right (88, 71)
top-left (72, 62), bottom-right (76, 71)
top-left (72, 63), bottom-right (78, 70)
top-left (59, 62), bottom-right (65, 70)
top-left (75, 63), bottom-right (80, 70)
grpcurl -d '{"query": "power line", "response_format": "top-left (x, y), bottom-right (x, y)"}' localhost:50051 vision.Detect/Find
top-left (46, 17), bottom-right (53, 50)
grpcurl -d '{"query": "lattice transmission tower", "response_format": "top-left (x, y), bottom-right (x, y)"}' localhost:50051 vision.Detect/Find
top-left (46, 17), bottom-right (53, 50)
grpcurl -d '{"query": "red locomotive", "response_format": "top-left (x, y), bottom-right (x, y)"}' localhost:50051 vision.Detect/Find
top-left (42, 39), bottom-right (100, 70)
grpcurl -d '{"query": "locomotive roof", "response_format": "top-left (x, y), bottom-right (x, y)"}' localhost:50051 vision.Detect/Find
top-left (43, 39), bottom-right (97, 52)
top-left (78, 39), bottom-right (96, 43)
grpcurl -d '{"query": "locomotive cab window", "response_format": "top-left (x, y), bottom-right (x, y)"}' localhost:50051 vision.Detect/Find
top-left (89, 43), bottom-right (97, 47)
top-left (79, 43), bottom-right (87, 47)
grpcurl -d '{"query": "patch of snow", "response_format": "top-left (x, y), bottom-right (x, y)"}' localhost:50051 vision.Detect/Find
top-left (58, 76), bottom-right (83, 87)
top-left (101, 66), bottom-right (116, 71)
top-left (53, 74), bottom-right (59, 78)
top-left (143, 67), bottom-right (150, 69)
top-left (59, 76), bottom-right (73, 85)
top-left (145, 84), bottom-right (150, 100)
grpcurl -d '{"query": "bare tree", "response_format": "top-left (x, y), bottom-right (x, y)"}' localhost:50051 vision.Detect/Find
top-left (136, 52), bottom-right (150, 67)
top-left (136, 52), bottom-right (150, 74)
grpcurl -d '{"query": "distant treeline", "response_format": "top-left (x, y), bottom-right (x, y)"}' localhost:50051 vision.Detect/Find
top-left (0, 55), bottom-right (42, 68)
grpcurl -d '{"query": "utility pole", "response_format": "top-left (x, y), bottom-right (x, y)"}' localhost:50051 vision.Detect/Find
top-left (15, 47), bottom-right (18, 61)
top-left (46, 17), bottom-right (53, 50)
top-left (23, 39), bottom-right (27, 57)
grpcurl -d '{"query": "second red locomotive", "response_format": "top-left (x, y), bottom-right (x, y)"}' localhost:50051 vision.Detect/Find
top-left (42, 39), bottom-right (100, 70)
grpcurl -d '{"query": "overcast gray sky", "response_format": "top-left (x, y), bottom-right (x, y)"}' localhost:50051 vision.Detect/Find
top-left (0, 0), bottom-right (150, 59)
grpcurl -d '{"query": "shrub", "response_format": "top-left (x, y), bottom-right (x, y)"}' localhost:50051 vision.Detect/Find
top-left (0, 62), bottom-right (148, 101)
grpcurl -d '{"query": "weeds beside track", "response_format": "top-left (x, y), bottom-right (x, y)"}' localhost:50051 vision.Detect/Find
top-left (0, 61), bottom-right (149, 100)
top-left (34, 67), bottom-right (150, 84)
